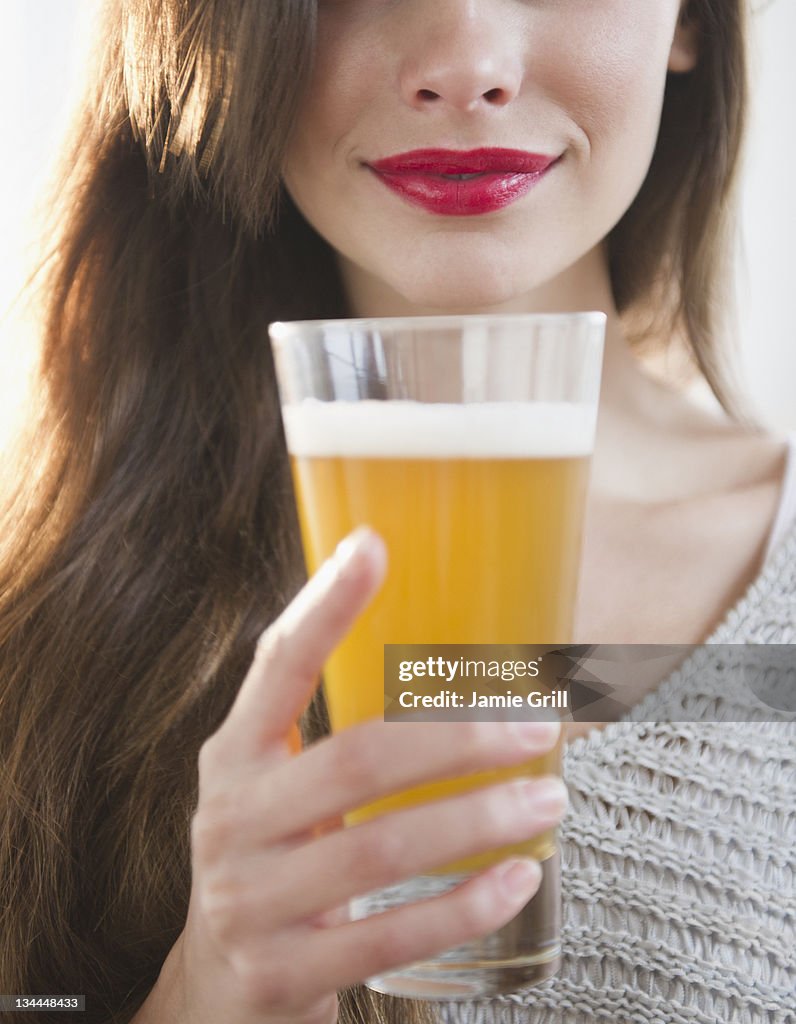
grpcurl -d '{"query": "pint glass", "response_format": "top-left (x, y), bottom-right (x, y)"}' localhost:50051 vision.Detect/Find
top-left (269, 314), bottom-right (605, 999)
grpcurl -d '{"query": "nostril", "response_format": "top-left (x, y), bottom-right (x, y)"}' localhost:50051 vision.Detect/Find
top-left (418, 89), bottom-right (439, 101)
top-left (484, 88), bottom-right (504, 102)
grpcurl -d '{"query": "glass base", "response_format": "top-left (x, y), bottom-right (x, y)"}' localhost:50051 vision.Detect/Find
top-left (352, 850), bottom-right (561, 1000)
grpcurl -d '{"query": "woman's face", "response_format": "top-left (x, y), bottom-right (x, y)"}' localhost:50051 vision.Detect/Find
top-left (282, 0), bottom-right (697, 312)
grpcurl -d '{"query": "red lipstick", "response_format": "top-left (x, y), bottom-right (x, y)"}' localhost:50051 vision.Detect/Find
top-left (367, 148), bottom-right (559, 216)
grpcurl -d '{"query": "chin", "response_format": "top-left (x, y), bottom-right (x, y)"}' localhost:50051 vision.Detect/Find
top-left (387, 257), bottom-right (532, 312)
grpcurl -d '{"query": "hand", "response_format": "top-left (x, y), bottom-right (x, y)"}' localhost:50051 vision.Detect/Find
top-left (138, 527), bottom-right (567, 1024)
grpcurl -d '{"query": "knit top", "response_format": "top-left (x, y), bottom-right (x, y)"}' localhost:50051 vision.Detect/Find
top-left (438, 442), bottom-right (796, 1024)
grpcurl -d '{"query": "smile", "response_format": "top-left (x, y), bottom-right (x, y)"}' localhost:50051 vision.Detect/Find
top-left (367, 148), bottom-right (560, 216)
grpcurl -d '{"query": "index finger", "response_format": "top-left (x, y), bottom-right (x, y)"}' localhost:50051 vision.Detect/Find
top-left (220, 526), bottom-right (387, 760)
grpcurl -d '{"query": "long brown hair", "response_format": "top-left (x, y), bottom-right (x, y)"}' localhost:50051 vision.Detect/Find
top-left (0, 1), bottom-right (749, 1021)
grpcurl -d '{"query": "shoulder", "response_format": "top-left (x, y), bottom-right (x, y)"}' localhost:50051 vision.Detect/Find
top-left (664, 390), bottom-right (789, 497)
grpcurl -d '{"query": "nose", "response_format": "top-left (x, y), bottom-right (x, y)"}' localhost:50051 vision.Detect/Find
top-left (399, 1), bottom-right (524, 113)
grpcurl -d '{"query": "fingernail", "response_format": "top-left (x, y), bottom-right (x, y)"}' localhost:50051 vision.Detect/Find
top-left (334, 526), bottom-right (383, 569)
top-left (516, 777), bottom-right (569, 816)
top-left (496, 858), bottom-right (541, 900)
top-left (509, 719), bottom-right (561, 749)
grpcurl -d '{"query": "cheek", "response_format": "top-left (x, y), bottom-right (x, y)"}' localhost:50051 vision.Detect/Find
top-left (286, 10), bottom-right (384, 175)
top-left (536, 6), bottom-right (676, 193)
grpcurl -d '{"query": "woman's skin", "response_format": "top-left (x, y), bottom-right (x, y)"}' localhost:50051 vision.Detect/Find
top-left (282, 0), bottom-right (786, 671)
top-left (133, 0), bottom-right (786, 1019)
top-left (134, 532), bottom-right (566, 1024)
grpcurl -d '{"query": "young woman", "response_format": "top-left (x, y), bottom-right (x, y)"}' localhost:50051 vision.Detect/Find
top-left (0, 1), bottom-right (793, 1023)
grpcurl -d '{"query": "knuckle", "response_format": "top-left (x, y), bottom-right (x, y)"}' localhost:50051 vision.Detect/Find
top-left (473, 784), bottom-right (512, 839)
top-left (197, 874), bottom-right (245, 946)
top-left (329, 726), bottom-right (380, 791)
top-left (506, 779), bottom-right (536, 822)
top-left (258, 619), bottom-right (320, 687)
top-left (197, 735), bottom-right (223, 783)
top-left (190, 812), bottom-right (213, 865)
top-left (235, 958), bottom-right (294, 1013)
top-left (357, 823), bottom-right (407, 879)
top-left (257, 620), bottom-right (294, 671)
top-left (190, 805), bottom-right (235, 867)
top-left (366, 919), bottom-right (416, 974)
top-left (450, 882), bottom-right (496, 938)
top-left (462, 721), bottom-right (502, 762)
top-left (299, 995), bottom-right (340, 1024)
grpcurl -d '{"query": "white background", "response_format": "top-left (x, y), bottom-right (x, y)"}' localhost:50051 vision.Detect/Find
top-left (1, 0), bottom-right (794, 447)
top-left (735, 0), bottom-right (796, 431)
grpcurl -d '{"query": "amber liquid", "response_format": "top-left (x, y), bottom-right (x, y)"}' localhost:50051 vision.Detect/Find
top-left (291, 453), bottom-right (589, 872)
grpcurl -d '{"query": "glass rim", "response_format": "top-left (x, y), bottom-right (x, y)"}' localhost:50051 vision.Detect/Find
top-left (269, 310), bottom-right (606, 341)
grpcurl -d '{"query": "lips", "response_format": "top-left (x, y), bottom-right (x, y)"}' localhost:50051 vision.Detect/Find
top-left (367, 148), bottom-right (559, 216)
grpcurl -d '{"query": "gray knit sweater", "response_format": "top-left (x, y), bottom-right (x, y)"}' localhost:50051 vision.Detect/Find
top-left (438, 520), bottom-right (796, 1024)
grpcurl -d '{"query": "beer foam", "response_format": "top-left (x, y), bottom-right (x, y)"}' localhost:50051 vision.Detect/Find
top-left (282, 400), bottom-right (596, 458)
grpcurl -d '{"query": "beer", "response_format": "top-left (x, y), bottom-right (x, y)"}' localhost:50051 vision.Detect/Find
top-left (271, 312), bottom-right (604, 997)
top-left (284, 399), bottom-right (592, 873)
